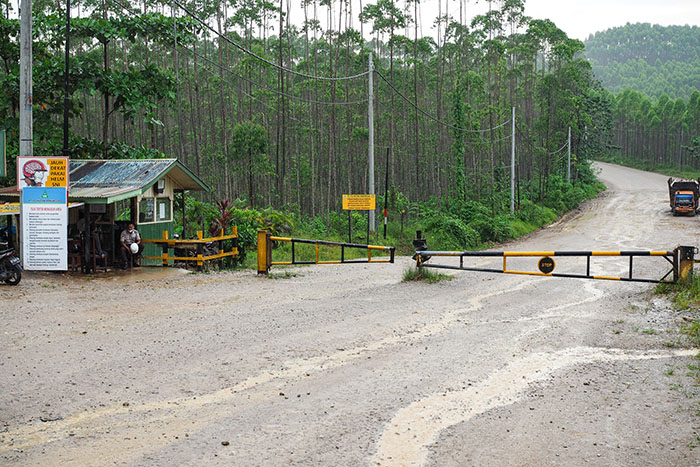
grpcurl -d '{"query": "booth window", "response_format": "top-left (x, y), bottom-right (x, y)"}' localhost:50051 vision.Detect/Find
top-left (156, 198), bottom-right (171, 221)
top-left (139, 198), bottom-right (154, 223)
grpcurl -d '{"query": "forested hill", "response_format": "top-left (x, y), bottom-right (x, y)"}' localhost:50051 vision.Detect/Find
top-left (584, 23), bottom-right (700, 98)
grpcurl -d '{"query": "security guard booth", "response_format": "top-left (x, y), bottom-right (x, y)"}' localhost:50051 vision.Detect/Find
top-left (0, 159), bottom-right (209, 268)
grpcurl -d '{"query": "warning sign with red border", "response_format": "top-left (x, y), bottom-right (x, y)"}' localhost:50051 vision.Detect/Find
top-left (17, 156), bottom-right (69, 190)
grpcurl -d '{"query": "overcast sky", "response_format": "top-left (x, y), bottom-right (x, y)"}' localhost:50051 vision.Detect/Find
top-left (287, 0), bottom-right (700, 42)
top-left (523, 0), bottom-right (700, 40)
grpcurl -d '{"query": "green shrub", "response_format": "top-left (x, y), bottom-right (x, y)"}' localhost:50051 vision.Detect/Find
top-left (509, 219), bottom-right (535, 237)
top-left (491, 215), bottom-right (514, 242)
top-left (517, 199), bottom-right (557, 226)
top-left (448, 200), bottom-right (490, 223)
top-left (424, 214), bottom-right (481, 250)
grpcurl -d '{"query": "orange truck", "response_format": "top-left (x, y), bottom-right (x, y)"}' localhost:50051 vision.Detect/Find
top-left (668, 177), bottom-right (700, 216)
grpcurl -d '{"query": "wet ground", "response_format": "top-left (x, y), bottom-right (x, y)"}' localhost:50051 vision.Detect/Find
top-left (1, 162), bottom-right (699, 466)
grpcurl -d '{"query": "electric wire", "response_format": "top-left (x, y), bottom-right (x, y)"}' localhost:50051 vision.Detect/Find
top-left (110, 0), bottom-right (516, 144)
top-left (553, 150), bottom-right (571, 163)
top-left (110, 0), bottom-right (367, 107)
top-left (461, 134), bottom-right (512, 146)
top-left (547, 141), bottom-right (568, 156)
top-left (114, 0), bottom-right (513, 130)
top-left (110, 0), bottom-right (309, 123)
top-left (190, 54), bottom-right (303, 123)
top-left (171, 0), bottom-right (370, 82)
top-left (374, 69), bottom-right (511, 133)
top-left (181, 44), bottom-right (369, 106)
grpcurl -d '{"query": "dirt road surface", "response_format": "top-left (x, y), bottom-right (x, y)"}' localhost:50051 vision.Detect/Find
top-left (2, 162), bottom-right (700, 466)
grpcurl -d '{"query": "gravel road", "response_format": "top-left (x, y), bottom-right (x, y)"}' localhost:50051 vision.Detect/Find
top-left (1, 162), bottom-right (700, 466)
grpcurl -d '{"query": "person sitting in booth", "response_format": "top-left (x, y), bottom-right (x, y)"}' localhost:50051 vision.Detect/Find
top-left (119, 223), bottom-right (143, 269)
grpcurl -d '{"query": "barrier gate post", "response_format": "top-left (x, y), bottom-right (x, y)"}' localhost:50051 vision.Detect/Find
top-left (678, 245), bottom-right (695, 281)
top-left (412, 230), bottom-right (428, 269)
top-left (257, 230), bottom-right (271, 275)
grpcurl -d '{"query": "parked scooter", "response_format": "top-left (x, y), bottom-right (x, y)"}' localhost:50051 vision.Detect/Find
top-left (0, 244), bottom-right (21, 285)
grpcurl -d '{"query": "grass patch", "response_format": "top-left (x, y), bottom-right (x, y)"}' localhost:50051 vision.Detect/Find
top-left (402, 267), bottom-right (453, 284)
top-left (267, 271), bottom-right (300, 279)
top-left (655, 275), bottom-right (700, 311)
top-left (681, 321), bottom-right (700, 347)
top-left (654, 274), bottom-right (700, 385)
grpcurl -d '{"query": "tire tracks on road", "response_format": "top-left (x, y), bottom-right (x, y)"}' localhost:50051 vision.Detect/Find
top-left (0, 278), bottom-right (539, 462)
top-left (371, 346), bottom-right (698, 467)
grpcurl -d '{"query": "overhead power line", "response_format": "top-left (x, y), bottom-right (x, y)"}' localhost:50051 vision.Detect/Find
top-left (374, 69), bottom-right (511, 134)
top-left (182, 44), bottom-right (369, 106)
top-left (111, 0), bottom-right (513, 136)
top-left (110, 0), bottom-right (367, 107)
top-left (192, 58), bottom-right (302, 123)
top-left (547, 141), bottom-right (568, 156)
top-left (109, 0), bottom-right (300, 122)
top-left (171, 0), bottom-right (370, 82)
top-left (461, 134), bottom-right (512, 146)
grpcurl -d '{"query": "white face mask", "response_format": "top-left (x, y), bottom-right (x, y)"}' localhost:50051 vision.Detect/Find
top-left (129, 229), bottom-right (135, 233)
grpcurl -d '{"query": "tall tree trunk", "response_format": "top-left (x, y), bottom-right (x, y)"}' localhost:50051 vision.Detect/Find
top-left (277, 0), bottom-right (286, 206)
top-left (216, 1), bottom-right (230, 200)
top-left (413, 0), bottom-right (420, 200)
top-left (193, 40), bottom-right (203, 178)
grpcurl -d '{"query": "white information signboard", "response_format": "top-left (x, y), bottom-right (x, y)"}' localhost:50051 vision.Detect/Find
top-left (21, 187), bottom-right (68, 271)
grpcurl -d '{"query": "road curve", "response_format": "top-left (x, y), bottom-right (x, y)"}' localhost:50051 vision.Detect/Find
top-left (1, 162), bottom-right (699, 466)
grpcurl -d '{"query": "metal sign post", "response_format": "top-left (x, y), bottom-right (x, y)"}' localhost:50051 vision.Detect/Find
top-left (367, 54), bottom-right (375, 234)
top-left (384, 147), bottom-right (389, 239)
top-left (342, 194), bottom-right (376, 244)
top-left (0, 130), bottom-right (5, 177)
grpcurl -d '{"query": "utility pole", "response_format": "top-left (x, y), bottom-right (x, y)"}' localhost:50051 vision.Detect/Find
top-left (510, 106), bottom-right (515, 214)
top-left (567, 126), bottom-right (571, 184)
top-left (679, 126), bottom-right (684, 171)
top-left (62, 0), bottom-right (71, 156)
top-left (368, 53), bottom-right (375, 233)
top-left (19, 0), bottom-right (33, 157)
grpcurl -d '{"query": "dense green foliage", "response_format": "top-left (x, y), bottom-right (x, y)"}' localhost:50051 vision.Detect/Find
top-left (585, 23), bottom-right (700, 99)
top-left (584, 24), bottom-right (700, 173)
top-left (602, 89), bottom-right (700, 170)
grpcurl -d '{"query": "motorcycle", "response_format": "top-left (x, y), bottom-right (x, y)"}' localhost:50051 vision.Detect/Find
top-left (171, 234), bottom-right (219, 269)
top-left (0, 246), bottom-right (22, 285)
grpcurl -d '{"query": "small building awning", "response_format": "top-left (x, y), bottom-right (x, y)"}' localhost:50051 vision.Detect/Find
top-left (0, 159), bottom-right (208, 204)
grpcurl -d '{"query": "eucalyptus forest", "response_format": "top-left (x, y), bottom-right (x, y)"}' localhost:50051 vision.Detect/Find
top-left (0, 0), bottom-right (698, 250)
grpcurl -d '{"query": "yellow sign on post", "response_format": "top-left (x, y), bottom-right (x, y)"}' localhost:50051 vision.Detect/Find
top-left (46, 158), bottom-right (68, 188)
top-left (0, 130), bottom-right (6, 177)
top-left (342, 194), bottom-right (376, 211)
